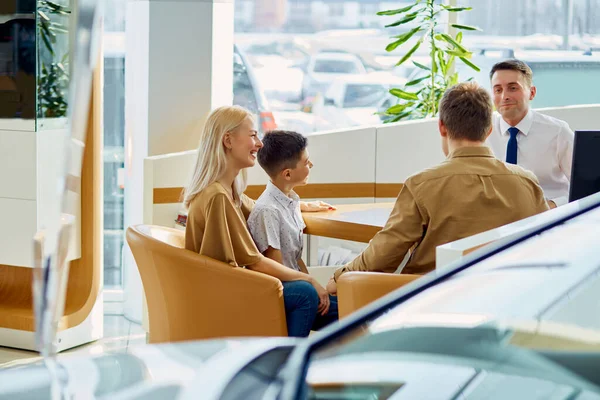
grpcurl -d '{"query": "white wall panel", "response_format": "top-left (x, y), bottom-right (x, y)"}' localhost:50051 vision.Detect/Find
top-left (304, 127), bottom-right (377, 184)
top-left (0, 130), bottom-right (36, 200)
top-left (0, 198), bottom-right (37, 267)
top-left (375, 118), bottom-right (444, 184)
top-left (537, 104), bottom-right (600, 132)
top-left (152, 204), bottom-right (182, 228)
top-left (148, 150), bottom-right (196, 189)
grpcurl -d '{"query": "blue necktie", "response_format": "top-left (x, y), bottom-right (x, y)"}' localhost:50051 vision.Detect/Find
top-left (506, 127), bottom-right (519, 164)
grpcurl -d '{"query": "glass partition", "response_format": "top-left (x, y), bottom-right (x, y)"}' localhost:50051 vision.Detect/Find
top-left (36, 0), bottom-right (71, 130)
top-left (0, 0), bottom-right (70, 132)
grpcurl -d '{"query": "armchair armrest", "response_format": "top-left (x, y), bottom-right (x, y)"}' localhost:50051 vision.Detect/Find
top-left (337, 272), bottom-right (421, 319)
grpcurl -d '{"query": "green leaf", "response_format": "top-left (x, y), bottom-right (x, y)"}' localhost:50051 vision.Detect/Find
top-left (41, 33), bottom-right (55, 56)
top-left (387, 111), bottom-right (413, 122)
top-left (49, 26), bottom-right (69, 33)
top-left (439, 33), bottom-right (468, 53)
top-left (456, 31), bottom-right (463, 43)
top-left (385, 13), bottom-right (419, 28)
top-left (390, 88), bottom-right (419, 101)
top-left (459, 57), bottom-right (481, 72)
top-left (395, 39), bottom-right (422, 66)
top-left (386, 27), bottom-right (421, 52)
top-left (451, 24), bottom-right (481, 31)
top-left (46, 1), bottom-right (65, 9)
top-left (442, 6), bottom-right (472, 12)
top-left (386, 103), bottom-right (412, 114)
top-left (377, 3), bottom-right (416, 16)
top-left (38, 10), bottom-right (51, 21)
top-left (412, 61), bottom-right (430, 70)
top-left (405, 75), bottom-right (431, 86)
top-left (444, 49), bottom-right (472, 58)
top-left (437, 51), bottom-right (447, 75)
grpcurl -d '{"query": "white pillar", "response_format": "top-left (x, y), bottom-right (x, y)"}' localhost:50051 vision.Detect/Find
top-left (123, 0), bottom-right (233, 322)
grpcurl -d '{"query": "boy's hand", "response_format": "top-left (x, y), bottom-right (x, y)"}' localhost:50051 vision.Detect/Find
top-left (301, 201), bottom-right (336, 212)
top-left (310, 278), bottom-right (330, 315)
top-left (326, 277), bottom-right (337, 295)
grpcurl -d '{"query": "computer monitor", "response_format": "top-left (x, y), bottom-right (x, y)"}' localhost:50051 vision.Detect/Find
top-left (569, 130), bottom-right (600, 202)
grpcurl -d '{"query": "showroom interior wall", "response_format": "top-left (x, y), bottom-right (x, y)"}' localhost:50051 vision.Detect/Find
top-left (123, 0), bottom-right (234, 322)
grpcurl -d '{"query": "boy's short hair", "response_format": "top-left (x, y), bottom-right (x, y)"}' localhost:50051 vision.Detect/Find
top-left (438, 82), bottom-right (493, 142)
top-left (258, 130), bottom-right (307, 177)
top-left (489, 59), bottom-right (534, 87)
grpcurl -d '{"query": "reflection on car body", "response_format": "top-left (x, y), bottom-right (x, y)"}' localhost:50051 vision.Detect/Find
top-left (2, 195), bottom-right (600, 399)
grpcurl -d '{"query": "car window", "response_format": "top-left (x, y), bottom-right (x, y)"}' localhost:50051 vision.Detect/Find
top-left (343, 84), bottom-right (387, 108)
top-left (313, 60), bottom-right (360, 74)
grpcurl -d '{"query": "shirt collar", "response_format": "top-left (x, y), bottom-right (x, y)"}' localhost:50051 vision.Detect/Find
top-left (448, 146), bottom-right (495, 159)
top-left (265, 181), bottom-right (300, 209)
top-left (499, 108), bottom-right (533, 137)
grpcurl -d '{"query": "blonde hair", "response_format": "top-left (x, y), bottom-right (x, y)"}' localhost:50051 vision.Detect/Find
top-left (183, 105), bottom-right (254, 209)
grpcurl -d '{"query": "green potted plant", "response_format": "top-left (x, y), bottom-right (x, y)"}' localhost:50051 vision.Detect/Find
top-left (379, 0), bottom-right (481, 122)
top-left (37, 0), bottom-right (71, 119)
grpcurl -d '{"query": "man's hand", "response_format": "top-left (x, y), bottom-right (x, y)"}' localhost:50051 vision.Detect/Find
top-left (326, 277), bottom-right (337, 295)
top-left (310, 278), bottom-right (330, 315)
top-left (547, 199), bottom-right (557, 209)
top-left (301, 201), bottom-right (336, 212)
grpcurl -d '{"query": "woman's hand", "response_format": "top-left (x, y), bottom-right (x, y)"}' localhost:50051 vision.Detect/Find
top-left (310, 278), bottom-right (330, 315)
top-left (301, 201), bottom-right (336, 212)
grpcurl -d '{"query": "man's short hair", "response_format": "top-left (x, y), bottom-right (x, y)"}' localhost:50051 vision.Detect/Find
top-left (489, 59), bottom-right (534, 87)
top-left (438, 82), bottom-right (493, 142)
top-left (258, 130), bottom-right (307, 177)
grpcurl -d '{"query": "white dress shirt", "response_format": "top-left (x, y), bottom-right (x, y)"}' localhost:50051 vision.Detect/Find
top-left (487, 109), bottom-right (574, 206)
top-left (247, 181), bottom-right (306, 271)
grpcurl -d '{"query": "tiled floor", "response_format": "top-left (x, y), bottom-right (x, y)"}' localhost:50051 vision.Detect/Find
top-left (0, 316), bottom-right (147, 369)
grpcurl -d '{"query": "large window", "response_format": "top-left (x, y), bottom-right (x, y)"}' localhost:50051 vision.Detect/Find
top-left (235, 0), bottom-right (600, 136)
top-left (103, 0), bottom-right (126, 288)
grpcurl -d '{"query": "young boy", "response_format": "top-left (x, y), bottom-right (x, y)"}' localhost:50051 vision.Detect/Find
top-left (248, 130), bottom-right (320, 273)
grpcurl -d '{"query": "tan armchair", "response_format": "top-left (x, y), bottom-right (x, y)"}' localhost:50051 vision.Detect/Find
top-left (126, 225), bottom-right (287, 343)
top-left (337, 272), bottom-right (421, 318)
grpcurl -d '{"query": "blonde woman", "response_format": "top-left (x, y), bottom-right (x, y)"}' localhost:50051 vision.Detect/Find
top-left (183, 105), bottom-right (338, 337)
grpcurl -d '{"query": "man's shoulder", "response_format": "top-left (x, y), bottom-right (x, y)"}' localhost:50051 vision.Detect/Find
top-left (531, 109), bottom-right (571, 130)
top-left (404, 161), bottom-right (454, 187)
top-left (405, 156), bottom-right (539, 188)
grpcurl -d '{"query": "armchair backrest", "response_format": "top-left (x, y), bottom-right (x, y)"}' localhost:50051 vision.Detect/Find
top-left (126, 225), bottom-right (287, 343)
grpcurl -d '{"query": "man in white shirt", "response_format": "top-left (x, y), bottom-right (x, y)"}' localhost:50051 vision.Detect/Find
top-left (487, 59), bottom-right (574, 207)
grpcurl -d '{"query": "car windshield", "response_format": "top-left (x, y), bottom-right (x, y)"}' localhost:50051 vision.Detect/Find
top-left (302, 213), bottom-right (600, 399)
top-left (343, 84), bottom-right (387, 108)
top-left (313, 59), bottom-right (360, 74)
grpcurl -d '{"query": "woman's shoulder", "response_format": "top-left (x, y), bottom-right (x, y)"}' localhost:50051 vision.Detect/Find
top-left (188, 182), bottom-right (230, 210)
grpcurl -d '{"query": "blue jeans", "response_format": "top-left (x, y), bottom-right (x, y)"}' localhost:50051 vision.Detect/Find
top-left (282, 281), bottom-right (338, 337)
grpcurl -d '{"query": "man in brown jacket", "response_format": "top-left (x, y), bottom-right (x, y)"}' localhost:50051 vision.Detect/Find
top-left (327, 81), bottom-right (549, 294)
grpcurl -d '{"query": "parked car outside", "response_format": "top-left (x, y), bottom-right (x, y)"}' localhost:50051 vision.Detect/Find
top-left (312, 72), bottom-right (406, 130)
top-left (233, 44), bottom-right (277, 134)
top-left (300, 51), bottom-right (368, 101)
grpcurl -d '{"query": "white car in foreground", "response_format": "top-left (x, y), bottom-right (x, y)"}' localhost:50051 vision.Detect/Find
top-left (3, 193), bottom-right (600, 399)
